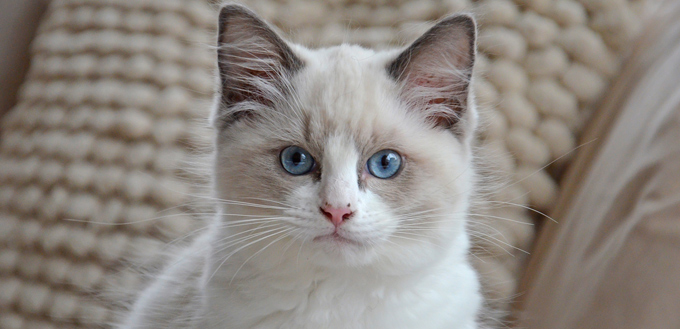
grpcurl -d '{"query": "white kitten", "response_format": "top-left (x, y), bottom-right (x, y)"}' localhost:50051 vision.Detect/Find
top-left (120, 4), bottom-right (483, 328)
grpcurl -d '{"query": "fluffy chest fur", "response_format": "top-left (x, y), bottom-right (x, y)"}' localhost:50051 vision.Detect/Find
top-left (200, 231), bottom-right (481, 329)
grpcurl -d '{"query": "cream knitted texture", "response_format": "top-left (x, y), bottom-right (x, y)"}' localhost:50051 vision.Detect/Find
top-left (0, 0), bottom-right (215, 328)
top-left (0, 0), bottom-right (640, 327)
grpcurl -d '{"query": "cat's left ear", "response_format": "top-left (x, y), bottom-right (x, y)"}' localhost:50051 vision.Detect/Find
top-left (213, 4), bottom-right (303, 128)
top-left (387, 14), bottom-right (477, 138)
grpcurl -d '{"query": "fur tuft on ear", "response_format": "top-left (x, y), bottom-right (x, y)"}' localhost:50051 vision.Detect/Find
top-left (214, 4), bottom-right (303, 128)
top-left (387, 14), bottom-right (477, 136)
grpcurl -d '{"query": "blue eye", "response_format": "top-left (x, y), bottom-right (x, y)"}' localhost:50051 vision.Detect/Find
top-left (367, 150), bottom-right (402, 179)
top-left (280, 146), bottom-right (315, 175)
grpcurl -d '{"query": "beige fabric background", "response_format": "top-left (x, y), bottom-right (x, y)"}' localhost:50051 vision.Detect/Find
top-left (0, 1), bottom-right (217, 327)
top-left (518, 1), bottom-right (680, 327)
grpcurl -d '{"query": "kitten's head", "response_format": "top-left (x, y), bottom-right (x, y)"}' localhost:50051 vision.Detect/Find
top-left (211, 5), bottom-right (477, 272)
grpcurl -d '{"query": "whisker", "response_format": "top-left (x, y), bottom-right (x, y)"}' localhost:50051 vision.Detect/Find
top-left (296, 236), bottom-right (308, 265)
top-left (211, 223), bottom-right (284, 250)
top-left (217, 216), bottom-right (296, 228)
top-left (230, 228), bottom-right (295, 283)
top-left (389, 233), bottom-right (446, 251)
top-left (467, 213), bottom-right (534, 226)
top-left (281, 229), bottom-right (304, 256)
top-left (468, 232), bottom-right (528, 255)
top-left (160, 225), bottom-right (284, 271)
top-left (239, 197), bottom-right (298, 209)
top-left (208, 226), bottom-right (289, 283)
top-left (484, 200), bottom-right (557, 223)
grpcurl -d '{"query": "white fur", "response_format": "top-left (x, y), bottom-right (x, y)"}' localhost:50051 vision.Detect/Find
top-left (120, 9), bottom-right (482, 329)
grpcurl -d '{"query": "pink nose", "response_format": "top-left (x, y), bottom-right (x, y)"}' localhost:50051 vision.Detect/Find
top-left (320, 205), bottom-right (353, 227)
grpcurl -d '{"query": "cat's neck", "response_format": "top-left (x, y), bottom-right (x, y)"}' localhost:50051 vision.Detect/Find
top-left (199, 225), bottom-right (480, 329)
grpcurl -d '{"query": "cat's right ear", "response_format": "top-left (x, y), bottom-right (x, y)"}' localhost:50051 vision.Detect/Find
top-left (387, 14), bottom-right (477, 139)
top-left (213, 4), bottom-right (303, 128)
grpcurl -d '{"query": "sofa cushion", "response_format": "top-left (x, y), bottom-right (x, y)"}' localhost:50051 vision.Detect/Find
top-left (0, 1), bottom-right (216, 327)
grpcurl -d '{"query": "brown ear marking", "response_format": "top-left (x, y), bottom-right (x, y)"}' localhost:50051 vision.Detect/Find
top-left (386, 14), bottom-right (477, 132)
top-left (387, 14), bottom-right (476, 82)
top-left (216, 4), bottom-right (304, 127)
top-left (218, 4), bottom-right (303, 73)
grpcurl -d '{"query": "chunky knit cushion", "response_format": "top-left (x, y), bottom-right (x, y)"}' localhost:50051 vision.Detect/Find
top-left (0, 0), bottom-right (215, 328)
top-left (0, 0), bottom-right (641, 327)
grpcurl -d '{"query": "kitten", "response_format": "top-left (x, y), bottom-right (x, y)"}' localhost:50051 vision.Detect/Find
top-left (120, 4), bottom-right (483, 328)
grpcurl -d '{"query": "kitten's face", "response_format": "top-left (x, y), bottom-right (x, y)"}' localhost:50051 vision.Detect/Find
top-left (213, 5), bottom-right (476, 271)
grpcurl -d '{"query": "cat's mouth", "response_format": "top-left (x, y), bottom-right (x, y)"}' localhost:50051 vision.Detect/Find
top-left (313, 232), bottom-right (362, 246)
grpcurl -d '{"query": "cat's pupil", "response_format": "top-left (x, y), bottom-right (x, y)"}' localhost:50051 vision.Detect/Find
top-left (292, 152), bottom-right (302, 165)
top-left (381, 155), bottom-right (390, 169)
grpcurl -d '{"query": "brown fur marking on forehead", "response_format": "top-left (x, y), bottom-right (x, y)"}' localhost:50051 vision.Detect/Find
top-left (287, 46), bottom-right (416, 157)
top-left (301, 109), bottom-right (409, 162)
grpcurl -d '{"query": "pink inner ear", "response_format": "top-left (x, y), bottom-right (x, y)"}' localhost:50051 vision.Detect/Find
top-left (412, 75), bottom-right (442, 87)
top-left (387, 14), bottom-right (475, 131)
top-left (412, 76), bottom-right (449, 102)
top-left (408, 74), bottom-right (461, 127)
top-left (222, 55), bottom-right (284, 105)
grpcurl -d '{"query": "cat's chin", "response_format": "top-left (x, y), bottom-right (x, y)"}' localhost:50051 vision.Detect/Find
top-left (313, 232), bottom-right (363, 246)
top-left (306, 233), bottom-right (380, 267)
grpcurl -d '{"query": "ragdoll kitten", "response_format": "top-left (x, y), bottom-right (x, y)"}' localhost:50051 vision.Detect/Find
top-left (121, 4), bottom-right (482, 329)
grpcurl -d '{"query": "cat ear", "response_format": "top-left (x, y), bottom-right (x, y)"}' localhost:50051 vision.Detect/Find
top-left (387, 15), bottom-right (477, 136)
top-left (215, 4), bottom-right (303, 127)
